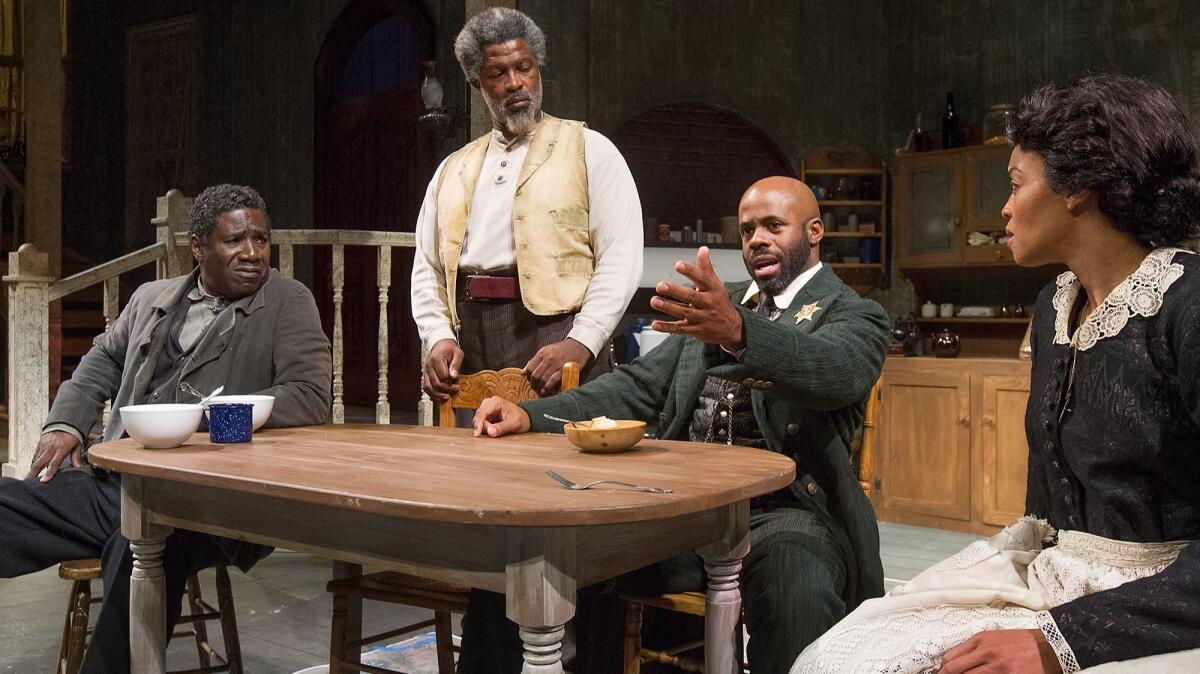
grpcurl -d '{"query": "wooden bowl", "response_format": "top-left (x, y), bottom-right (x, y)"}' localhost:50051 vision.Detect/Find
top-left (563, 420), bottom-right (647, 453)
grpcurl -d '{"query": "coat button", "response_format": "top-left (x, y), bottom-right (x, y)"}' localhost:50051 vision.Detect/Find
top-left (742, 377), bottom-right (755, 386)
top-left (658, 412), bottom-right (667, 426)
top-left (806, 482), bottom-right (818, 496)
top-left (786, 423), bottom-right (800, 435)
top-left (761, 381), bottom-right (773, 389)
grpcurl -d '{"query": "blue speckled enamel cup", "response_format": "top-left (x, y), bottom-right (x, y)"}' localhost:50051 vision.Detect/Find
top-left (208, 403), bottom-right (254, 444)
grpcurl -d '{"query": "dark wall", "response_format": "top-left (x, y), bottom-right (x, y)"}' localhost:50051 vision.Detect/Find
top-left (882, 0), bottom-right (1200, 161)
top-left (524, 0), bottom-right (1200, 174)
top-left (63, 1), bottom-right (125, 264)
top-left (521, 0), bottom-right (888, 174)
top-left (64, 0), bottom-right (468, 260)
top-left (63, 0), bottom-right (1200, 263)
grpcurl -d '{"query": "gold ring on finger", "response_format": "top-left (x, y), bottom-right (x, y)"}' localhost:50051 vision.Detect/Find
top-left (686, 287), bottom-right (697, 306)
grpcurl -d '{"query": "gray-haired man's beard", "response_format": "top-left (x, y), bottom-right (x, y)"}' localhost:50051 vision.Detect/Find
top-left (485, 85), bottom-right (543, 137)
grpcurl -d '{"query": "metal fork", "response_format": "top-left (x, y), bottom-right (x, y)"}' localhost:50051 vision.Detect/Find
top-left (544, 470), bottom-right (672, 494)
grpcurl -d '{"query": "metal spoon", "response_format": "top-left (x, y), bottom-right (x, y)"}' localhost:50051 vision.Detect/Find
top-left (543, 413), bottom-right (590, 429)
top-left (181, 382), bottom-right (225, 406)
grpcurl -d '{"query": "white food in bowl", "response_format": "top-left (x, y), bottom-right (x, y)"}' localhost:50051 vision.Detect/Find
top-left (205, 394), bottom-right (275, 430)
top-left (589, 416), bottom-right (619, 430)
top-left (119, 404), bottom-right (204, 448)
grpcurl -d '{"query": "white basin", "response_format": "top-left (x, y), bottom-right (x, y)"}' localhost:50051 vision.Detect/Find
top-left (206, 394), bottom-right (275, 430)
top-left (119, 404), bottom-right (204, 448)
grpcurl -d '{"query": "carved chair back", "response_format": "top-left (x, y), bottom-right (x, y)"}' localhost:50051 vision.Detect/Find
top-left (438, 362), bottom-right (581, 428)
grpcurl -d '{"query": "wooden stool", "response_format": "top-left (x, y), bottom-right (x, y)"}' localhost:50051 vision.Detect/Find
top-left (620, 591), bottom-right (749, 673)
top-left (56, 559), bottom-right (243, 674)
top-left (327, 571), bottom-right (467, 674)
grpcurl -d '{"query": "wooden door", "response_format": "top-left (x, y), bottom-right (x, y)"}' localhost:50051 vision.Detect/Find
top-left (895, 152), bottom-right (962, 266)
top-left (314, 5), bottom-right (435, 413)
top-left (977, 374), bottom-right (1030, 526)
top-left (879, 367), bottom-right (972, 522)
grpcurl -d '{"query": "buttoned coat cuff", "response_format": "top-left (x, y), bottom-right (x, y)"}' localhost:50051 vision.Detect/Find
top-left (42, 423), bottom-right (87, 449)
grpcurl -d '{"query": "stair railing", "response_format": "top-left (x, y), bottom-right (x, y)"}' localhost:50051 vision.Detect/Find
top-left (3, 189), bottom-right (431, 478)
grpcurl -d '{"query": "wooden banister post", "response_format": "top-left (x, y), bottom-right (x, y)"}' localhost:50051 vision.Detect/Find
top-left (153, 189), bottom-right (193, 279)
top-left (4, 244), bottom-right (54, 477)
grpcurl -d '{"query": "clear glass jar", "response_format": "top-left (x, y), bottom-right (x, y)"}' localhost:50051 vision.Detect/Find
top-left (983, 104), bottom-right (1013, 145)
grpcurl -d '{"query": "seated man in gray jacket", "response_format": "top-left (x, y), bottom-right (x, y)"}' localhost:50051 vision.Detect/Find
top-left (0, 184), bottom-right (332, 673)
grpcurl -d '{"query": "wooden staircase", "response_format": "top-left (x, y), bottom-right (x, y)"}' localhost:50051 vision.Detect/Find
top-left (53, 248), bottom-right (112, 395)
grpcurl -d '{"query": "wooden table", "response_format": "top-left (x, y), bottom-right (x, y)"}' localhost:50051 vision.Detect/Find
top-left (88, 424), bottom-right (795, 674)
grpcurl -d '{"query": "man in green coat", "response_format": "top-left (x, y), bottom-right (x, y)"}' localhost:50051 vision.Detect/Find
top-left (462, 176), bottom-right (890, 674)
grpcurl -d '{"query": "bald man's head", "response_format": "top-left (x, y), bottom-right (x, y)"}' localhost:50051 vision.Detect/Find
top-left (737, 177), bottom-right (823, 295)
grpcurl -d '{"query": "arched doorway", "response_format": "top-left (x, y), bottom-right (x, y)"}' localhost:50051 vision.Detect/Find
top-left (314, 0), bottom-right (437, 413)
top-left (611, 102), bottom-right (793, 223)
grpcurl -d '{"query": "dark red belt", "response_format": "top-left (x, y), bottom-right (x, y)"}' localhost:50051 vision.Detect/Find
top-left (459, 272), bottom-right (520, 302)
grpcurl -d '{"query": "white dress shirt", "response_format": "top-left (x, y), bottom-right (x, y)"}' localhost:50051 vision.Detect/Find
top-left (739, 262), bottom-right (824, 317)
top-left (411, 125), bottom-right (643, 357)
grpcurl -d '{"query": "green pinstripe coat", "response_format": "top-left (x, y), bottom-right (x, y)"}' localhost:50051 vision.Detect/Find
top-left (522, 264), bottom-right (891, 609)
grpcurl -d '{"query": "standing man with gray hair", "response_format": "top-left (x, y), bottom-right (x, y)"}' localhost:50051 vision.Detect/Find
top-left (411, 7), bottom-right (643, 402)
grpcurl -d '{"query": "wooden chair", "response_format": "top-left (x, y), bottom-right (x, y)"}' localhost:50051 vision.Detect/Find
top-left (619, 379), bottom-right (881, 672)
top-left (57, 559), bottom-right (243, 674)
top-left (327, 362), bottom-right (581, 674)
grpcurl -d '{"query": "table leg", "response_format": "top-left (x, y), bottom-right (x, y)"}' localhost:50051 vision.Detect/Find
top-left (330, 559), bottom-right (363, 663)
top-left (129, 538), bottom-right (168, 674)
top-left (506, 528), bottom-right (577, 674)
top-left (697, 502), bottom-right (751, 674)
top-left (121, 476), bottom-right (173, 674)
top-left (518, 626), bottom-right (567, 673)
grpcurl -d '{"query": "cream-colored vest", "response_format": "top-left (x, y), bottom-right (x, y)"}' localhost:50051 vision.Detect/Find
top-left (435, 114), bottom-right (592, 329)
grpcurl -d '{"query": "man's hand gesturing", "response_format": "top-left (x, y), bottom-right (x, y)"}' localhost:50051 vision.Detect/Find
top-left (649, 246), bottom-right (745, 351)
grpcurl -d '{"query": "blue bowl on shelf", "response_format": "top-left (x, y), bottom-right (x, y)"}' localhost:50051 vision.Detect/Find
top-left (208, 403), bottom-right (254, 444)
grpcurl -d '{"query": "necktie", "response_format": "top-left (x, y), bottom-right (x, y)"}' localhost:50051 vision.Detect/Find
top-left (756, 294), bottom-right (776, 318)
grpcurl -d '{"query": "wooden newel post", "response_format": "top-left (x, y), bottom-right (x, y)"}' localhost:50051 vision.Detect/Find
top-left (3, 244), bottom-right (54, 478)
top-left (154, 189), bottom-right (194, 280)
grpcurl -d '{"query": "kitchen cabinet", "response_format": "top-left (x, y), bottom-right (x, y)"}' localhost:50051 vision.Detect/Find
top-left (896, 145), bottom-right (1014, 267)
top-left (873, 357), bottom-right (1030, 535)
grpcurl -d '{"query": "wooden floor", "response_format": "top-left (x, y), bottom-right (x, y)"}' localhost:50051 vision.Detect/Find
top-left (0, 521), bottom-right (979, 673)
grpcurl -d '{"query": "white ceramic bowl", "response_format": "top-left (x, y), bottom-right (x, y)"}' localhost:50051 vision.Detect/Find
top-left (205, 394), bottom-right (275, 430)
top-left (119, 404), bottom-right (204, 449)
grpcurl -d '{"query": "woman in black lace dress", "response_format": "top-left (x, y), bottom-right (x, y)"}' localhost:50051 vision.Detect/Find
top-left (793, 74), bottom-right (1200, 674)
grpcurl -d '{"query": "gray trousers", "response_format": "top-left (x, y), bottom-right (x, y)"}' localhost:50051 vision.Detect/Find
top-left (456, 505), bottom-right (848, 674)
top-left (0, 468), bottom-right (232, 674)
